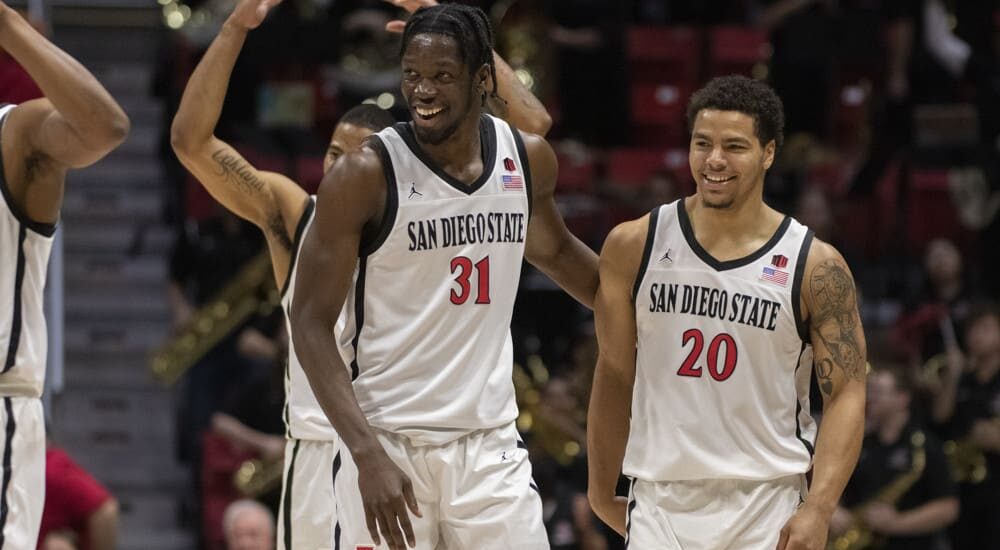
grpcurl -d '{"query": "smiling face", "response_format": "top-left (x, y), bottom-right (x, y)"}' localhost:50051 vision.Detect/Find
top-left (688, 109), bottom-right (775, 210)
top-left (401, 33), bottom-right (486, 146)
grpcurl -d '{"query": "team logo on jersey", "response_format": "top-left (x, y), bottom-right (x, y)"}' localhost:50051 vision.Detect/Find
top-left (658, 248), bottom-right (673, 263)
top-left (772, 254), bottom-right (789, 268)
top-left (503, 157), bottom-right (516, 171)
top-left (760, 265), bottom-right (789, 286)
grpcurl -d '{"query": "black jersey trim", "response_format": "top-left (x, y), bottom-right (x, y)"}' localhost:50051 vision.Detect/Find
top-left (792, 230), bottom-right (815, 342)
top-left (792, 343), bottom-right (816, 457)
top-left (281, 439), bottom-right (301, 550)
top-left (359, 136), bottom-right (398, 257)
top-left (349, 257), bottom-right (368, 381)
top-left (332, 450), bottom-right (342, 550)
top-left (0, 398), bottom-right (15, 549)
top-left (676, 200), bottom-right (791, 272)
top-left (2, 226), bottom-right (26, 374)
top-left (631, 207), bottom-right (660, 302)
top-left (0, 107), bottom-right (56, 237)
top-left (394, 115), bottom-right (498, 195)
top-left (279, 196), bottom-right (316, 300)
top-left (511, 126), bottom-right (533, 217)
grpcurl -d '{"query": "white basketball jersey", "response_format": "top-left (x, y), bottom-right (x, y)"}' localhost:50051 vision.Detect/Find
top-left (626, 199), bottom-right (817, 482)
top-left (0, 104), bottom-right (55, 398)
top-left (335, 115), bottom-right (530, 446)
top-left (281, 197), bottom-right (349, 440)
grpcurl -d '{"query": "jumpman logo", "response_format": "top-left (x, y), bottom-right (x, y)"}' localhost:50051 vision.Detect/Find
top-left (659, 248), bottom-right (673, 263)
top-left (500, 451), bottom-right (510, 462)
top-left (408, 183), bottom-right (423, 199)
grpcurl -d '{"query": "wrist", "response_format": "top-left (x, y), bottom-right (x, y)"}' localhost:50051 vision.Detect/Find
top-left (221, 19), bottom-right (250, 36)
top-left (803, 497), bottom-right (837, 519)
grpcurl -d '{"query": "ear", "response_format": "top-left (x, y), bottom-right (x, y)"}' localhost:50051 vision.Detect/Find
top-left (762, 140), bottom-right (776, 171)
top-left (475, 63), bottom-right (490, 95)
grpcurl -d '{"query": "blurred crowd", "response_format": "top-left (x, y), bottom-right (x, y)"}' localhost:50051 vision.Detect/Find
top-left (143, 0), bottom-right (1000, 548)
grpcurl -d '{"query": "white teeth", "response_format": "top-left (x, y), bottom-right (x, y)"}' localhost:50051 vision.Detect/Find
top-left (415, 106), bottom-right (443, 117)
top-left (704, 175), bottom-right (734, 183)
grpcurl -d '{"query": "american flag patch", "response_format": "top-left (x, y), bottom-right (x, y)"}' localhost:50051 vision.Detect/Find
top-left (760, 266), bottom-right (789, 286)
top-left (502, 174), bottom-right (523, 190)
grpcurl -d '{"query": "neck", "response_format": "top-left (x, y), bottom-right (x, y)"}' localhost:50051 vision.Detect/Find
top-left (685, 187), bottom-right (772, 238)
top-left (878, 410), bottom-right (909, 445)
top-left (413, 112), bottom-right (482, 173)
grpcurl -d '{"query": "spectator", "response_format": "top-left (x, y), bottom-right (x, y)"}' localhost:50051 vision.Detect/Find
top-left (38, 443), bottom-right (119, 550)
top-left (222, 500), bottom-right (274, 550)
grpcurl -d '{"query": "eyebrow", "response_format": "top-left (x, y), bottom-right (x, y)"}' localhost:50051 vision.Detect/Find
top-left (692, 133), bottom-right (752, 145)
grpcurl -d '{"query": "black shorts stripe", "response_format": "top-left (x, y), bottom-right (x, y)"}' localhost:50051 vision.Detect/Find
top-left (624, 477), bottom-right (637, 549)
top-left (3, 225), bottom-right (26, 374)
top-left (282, 439), bottom-right (301, 550)
top-left (0, 398), bottom-right (16, 549)
top-left (332, 450), bottom-right (342, 550)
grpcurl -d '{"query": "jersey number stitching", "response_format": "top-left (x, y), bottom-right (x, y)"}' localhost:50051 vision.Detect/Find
top-left (677, 329), bottom-right (738, 381)
top-left (450, 256), bottom-right (491, 305)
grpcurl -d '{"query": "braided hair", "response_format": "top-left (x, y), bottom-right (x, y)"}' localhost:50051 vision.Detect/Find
top-left (400, 4), bottom-right (504, 106)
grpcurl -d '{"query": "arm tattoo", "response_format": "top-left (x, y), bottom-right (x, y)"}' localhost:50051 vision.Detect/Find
top-left (815, 358), bottom-right (835, 397)
top-left (810, 259), bottom-right (865, 385)
top-left (211, 149), bottom-right (265, 195)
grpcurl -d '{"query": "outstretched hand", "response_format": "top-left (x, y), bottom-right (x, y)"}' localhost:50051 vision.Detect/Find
top-left (381, 0), bottom-right (438, 33)
top-left (228, 0), bottom-right (281, 30)
top-left (776, 502), bottom-right (830, 550)
top-left (358, 450), bottom-right (423, 550)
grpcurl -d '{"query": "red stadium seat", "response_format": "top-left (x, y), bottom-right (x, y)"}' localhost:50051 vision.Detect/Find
top-left (554, 144), bottom-right (596, 194)
top-left (907, 169), bottom-right (963, 251)
top-left (627, 26), bottom-right (702, 86)
top-left (631, 84), bottom-right (692, 147)
top-left (607, 148), bottom-right (670, 188)
top-left (707, 26), bottom-right (770, 78)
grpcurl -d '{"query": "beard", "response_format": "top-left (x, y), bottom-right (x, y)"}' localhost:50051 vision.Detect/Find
top-left (701, 195), bottom-right (735, 209)
top-left (410, 93), bottom-right (475, 146)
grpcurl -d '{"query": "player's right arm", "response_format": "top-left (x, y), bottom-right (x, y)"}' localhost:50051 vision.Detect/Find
top-left (586, 215), bottom-right (647, 536)
top-left (289, 148), bottom-right (420, 550)
top-left (170, 0), bottom-right (307, 288)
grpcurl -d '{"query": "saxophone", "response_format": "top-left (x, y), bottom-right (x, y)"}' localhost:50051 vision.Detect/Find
top-left (234, 457), bottom-right (284, 498)
top-left (943, 436), bottom-right (988, 484)
top-left (151, 250), bottom-right (280, 386)
top-left (828, 431), bottom-right (927, 550)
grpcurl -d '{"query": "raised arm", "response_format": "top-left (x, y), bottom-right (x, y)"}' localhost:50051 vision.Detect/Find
top-left (779, 240), bottom-right (867, 550)
top-left (586, 217), bottom-right (646, 536)
top-left (170, 0), bottom-right (307, 288)
top-left (522, 132), bottom-right (598, 307)
top-left (289, 148), bottom-right (419, 550)
top-left (383, 0), bottom-right (551, 135)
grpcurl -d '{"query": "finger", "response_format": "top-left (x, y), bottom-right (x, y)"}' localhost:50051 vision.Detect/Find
top-left (395, 499), bottom-right (417, 548)
top-left (403, 479), bottom-right (422, 517)
top-left (385, 20), bottom-right (406, 33)
top-left (364, 504), bottom-right (381, 546)
top-left (379, 507), bottom-right (405, 550)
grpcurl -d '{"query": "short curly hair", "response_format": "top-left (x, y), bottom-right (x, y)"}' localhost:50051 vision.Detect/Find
top-left (686, 75), bottom-right (785, 151)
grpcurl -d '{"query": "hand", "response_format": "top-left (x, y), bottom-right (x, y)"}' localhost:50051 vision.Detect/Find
top-left (828, 506), bottom-right (854, 536)
top-left (863, 503), bottom-right (902, 536)
top-left (587, 491), bottom-right (628, 536)
top-left (42, 532), bottom-right (77, 550)
top-left (777, 502), bottom-right (830, 550)
top-left (357, 450), bottom-right (422, 550)
top-left (381, 0), bottom-right (438, 33)
top-left (227, 0), bottom-right (281, 30)
top-left (260, 436), bottom-right (285, 461)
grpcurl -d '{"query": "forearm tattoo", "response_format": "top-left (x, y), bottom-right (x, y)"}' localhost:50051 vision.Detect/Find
top-left (810, 259), bottom-right (865, 393)
top-left (212, 148), bottom-right (265, 195)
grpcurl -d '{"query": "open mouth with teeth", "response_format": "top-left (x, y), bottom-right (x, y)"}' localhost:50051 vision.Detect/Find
top-left (703, 174), bottom-right (737, 185)
top-left (414, 106), bottom-right (445, 120)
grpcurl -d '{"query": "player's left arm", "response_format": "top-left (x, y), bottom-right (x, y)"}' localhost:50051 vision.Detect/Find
top-left (778, 239), bottom-right (867, 550)
top-left (521, 132), bottom-right (598, 308)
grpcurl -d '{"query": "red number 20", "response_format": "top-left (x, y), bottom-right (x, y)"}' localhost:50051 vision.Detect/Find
top-left (677, 329), bottom-right (738, 381)
top-left (450, 256), bottom-right (491, 305)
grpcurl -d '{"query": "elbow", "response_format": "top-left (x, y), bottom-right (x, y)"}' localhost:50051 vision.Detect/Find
top-left (940, 497), bottom-right (960, 526)
top-left (89, 110), bottom-right (130, 156)
top-left (169, 119), bottom-right (196, 158)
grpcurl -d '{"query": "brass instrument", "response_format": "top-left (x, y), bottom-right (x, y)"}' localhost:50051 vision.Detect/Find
top-left (944, 437), bottom-right (988, 484)
top-left (514, 355), bottom-right (585, 466)
top-left (151, 250), bottom-right (280, 386)
top-left (829, 431), bottom-right (926, 550)
top-left (234, 457), bottom-right (284, 498)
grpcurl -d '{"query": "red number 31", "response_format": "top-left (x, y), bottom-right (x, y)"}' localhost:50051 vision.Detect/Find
top-left (450, 256), bottom-right (491, 305)
top-left (677, 329), bottom-right (738, 381)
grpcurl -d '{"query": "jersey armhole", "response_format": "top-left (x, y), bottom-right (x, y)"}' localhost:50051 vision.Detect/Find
top-left (358, 136), bottom-right (398, 257)
top-left (791, 230), bottom-right (815, 342)
top-left (278, 196), bottom-right (315, 299)
top-left (631, 206), bottom-right (660, 302)
top-left (0, 104), bottom-right (57, 237)
top-left (511, 126), bottom-right (533, 217)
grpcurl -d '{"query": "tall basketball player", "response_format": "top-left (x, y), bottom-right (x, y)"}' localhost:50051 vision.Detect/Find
top-left (290, 4), bottom-right (597, 550)
top-left (587, 75), bottom-right (866, 550)
top-left (170, 1), bottom-right (553, 548)
top-left (0, 3), bottom-right (129, 547)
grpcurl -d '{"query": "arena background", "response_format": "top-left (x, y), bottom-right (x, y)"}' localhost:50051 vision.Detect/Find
top-left (10, 0), bottom-right (999, 548)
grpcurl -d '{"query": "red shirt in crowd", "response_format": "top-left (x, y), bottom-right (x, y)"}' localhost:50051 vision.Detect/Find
top-left (37, 447), bottom-right (112, 550)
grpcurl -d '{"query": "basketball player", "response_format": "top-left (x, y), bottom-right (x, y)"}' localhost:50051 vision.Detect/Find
top-left (586, 75), bottom-right (866, 550)
top-left (290, 4), bottom-right (597, 550)
top-left (171, 1), bottom-right (554, 548)
top-left (0, 3), bottom-right (129, 547)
